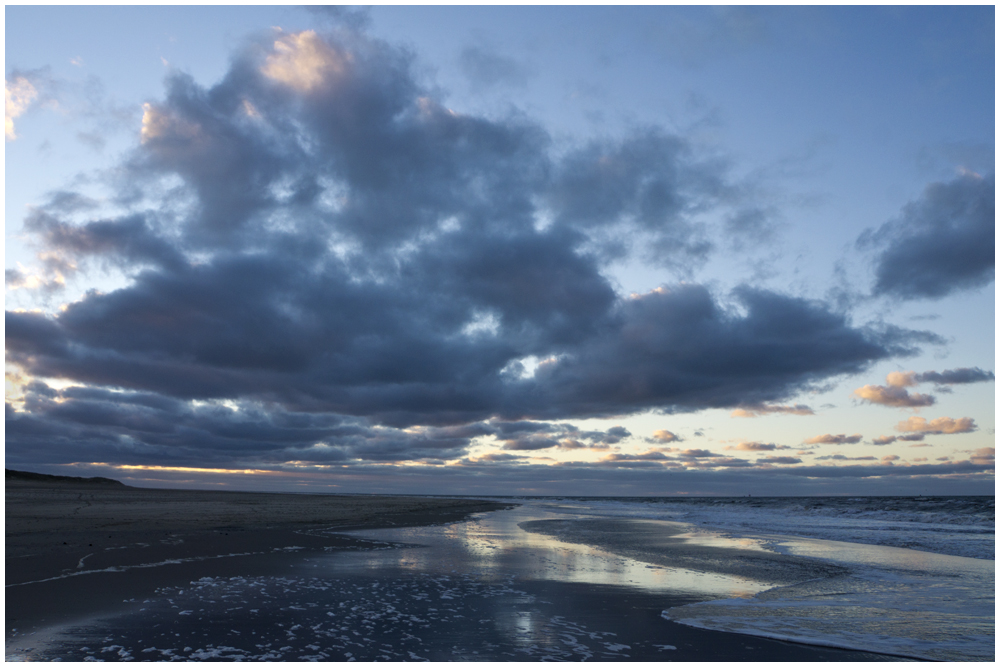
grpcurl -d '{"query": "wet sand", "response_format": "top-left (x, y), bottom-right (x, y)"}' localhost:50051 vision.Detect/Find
top-left (518, 518), bottom-right (848, 585)
top-left (6, 476), bottom-right (510, 650)
top-left (7, 481), bottom-right (899, 661)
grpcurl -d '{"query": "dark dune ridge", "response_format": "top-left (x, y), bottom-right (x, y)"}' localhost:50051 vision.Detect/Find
top-left (6, 467), bottom-right (125, 486)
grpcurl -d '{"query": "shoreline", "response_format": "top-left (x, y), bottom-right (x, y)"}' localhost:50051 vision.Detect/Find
top-left (6, 478), bottom-right (513, 655)
top-left (7, 481), bottom-right (910, 662)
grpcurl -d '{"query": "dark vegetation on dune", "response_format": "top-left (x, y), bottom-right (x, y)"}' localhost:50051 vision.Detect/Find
top-left (5, 468), bottom-right (126, 486)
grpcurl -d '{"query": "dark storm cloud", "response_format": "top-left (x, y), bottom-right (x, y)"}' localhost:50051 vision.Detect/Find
top-left (5, 380), bottom-right (635, 467)
top-left (25, 209), bottom-right (187, 271)
top-left (5, 381), bottom-right (476, 468)
top-left (6, 27), bottom-right (942, 469)
top-left (859, 172), bottom-right (995, 300)
top-left (501, 436), bottom-right (562, 451)
top-left (491, 422), bottom-right (630, 451)
top-left (518, 284), bottom-right (926, 418)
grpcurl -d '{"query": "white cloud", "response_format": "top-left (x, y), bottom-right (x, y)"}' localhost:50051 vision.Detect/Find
top-left (6, 76), bottom-right (38, 141)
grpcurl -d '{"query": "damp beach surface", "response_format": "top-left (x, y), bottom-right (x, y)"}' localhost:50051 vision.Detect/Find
top-left (6, 482), bottom-right (992, 661)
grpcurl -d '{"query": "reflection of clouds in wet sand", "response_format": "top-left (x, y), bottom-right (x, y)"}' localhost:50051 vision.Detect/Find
top-left (345, 505), bottom-right (772, 598)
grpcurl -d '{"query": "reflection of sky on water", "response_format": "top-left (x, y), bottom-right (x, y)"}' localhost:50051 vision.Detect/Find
top-left (659, 517), bottom-right (994, 661)
top-left (336, 501), bottom-right (766, 600)
top-left (767, 533), bottom-right (995, 579)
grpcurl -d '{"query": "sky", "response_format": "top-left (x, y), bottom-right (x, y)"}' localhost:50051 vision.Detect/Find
top-left (4, 5), bottom-right (995, 496)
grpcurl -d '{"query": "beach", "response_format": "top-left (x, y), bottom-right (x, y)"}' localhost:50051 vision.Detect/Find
top-left (5, 477), bottom-right (923, 661)
top-left (6, 475), bottom-right (509, 658)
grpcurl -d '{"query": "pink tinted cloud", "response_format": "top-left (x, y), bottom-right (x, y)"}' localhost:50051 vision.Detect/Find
top-left (853, 383), bottom-right (935, 408)
top-left (651, 429), bottom-right (680, 443)
top-left (895, 416), bottom-right (976, 435)
top-left (725, 441), bottom-right (792, 452)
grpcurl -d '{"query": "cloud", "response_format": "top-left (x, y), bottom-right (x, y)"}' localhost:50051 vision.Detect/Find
top-left (500, 436), bottom-right (561, 451)
top-left (651, 429), bottom-right (680, 443)
top-left (887, 367), bottom-right (994, 387)
top-left (600, 450), bottom-right (673, 463)
top-left (885, 371), bottom-right (918, 387)
top-left (872, 434), bottom-right (925, 445)
top-left (895, 416), bottom-right (976, 435)
top-left (853, 367), bottom-right (993, 409)
top-left (15, 449), bottom-right (993, 497)
top-left (518, 284), bottom-right (929, 419)
top-left (547, 130), bottom-right (724, 268)
top-left (5, 382), bottom-right (478, 467)
top-left (491, 422), bottom-right (628, 451)
top-left (680, 456), bottom-right (754, 469)
top-left (6, 75), bottom-right (38, 140)
top-left (730, 403), bottom-right (814, 417)
top-left (859, 172), bottom-right (995, 299)
top-left (4, 380), bottom-right (639, 468)
top-left (853, 369), bottom-right (942, 408)
top-left (853, 383), bottom-right (935, 408)
top-left (915, 367), bottom-right (995, 385)
top-left (803, 433), bottom-right (863, 445)
top-left (969, 447), bottom-right (994, 465)
top-left (815, 454), bottom-right (877, 461)
top-left (4, 28), bottom-right (945, 472)
top-left (261, 29), bottom-right (351, 93)
top-left (755, 456), bottom-right (801, 465)
top-left (674, 448), bottom-right (722, 458)
top-left (726, 441), bottom-right (790, 452)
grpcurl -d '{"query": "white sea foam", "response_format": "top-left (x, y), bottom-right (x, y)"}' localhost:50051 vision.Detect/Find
top-left (664, 560), bottom-right (995, 662)
top-left (499, 497), bottom-right (995, 661)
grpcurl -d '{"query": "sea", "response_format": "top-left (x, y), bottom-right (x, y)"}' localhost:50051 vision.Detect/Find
top-left (10, 495), bottom-right (994, 662)
top-left (517, 495), bottom-right (995, 661)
